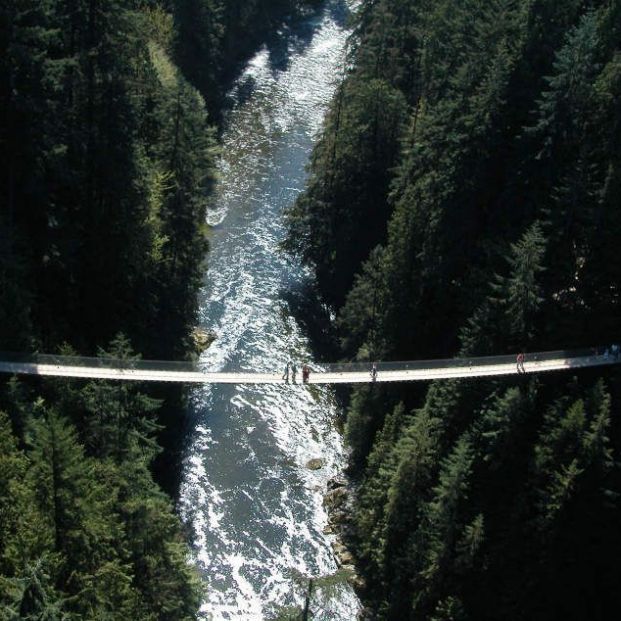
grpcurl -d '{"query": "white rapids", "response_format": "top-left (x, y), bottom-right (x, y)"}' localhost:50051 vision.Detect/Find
top-left (178, 2), bottom-right (361, 619)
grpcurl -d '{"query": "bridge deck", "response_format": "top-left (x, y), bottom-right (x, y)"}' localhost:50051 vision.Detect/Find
top-left (0, 351), bottom-right (618, 384)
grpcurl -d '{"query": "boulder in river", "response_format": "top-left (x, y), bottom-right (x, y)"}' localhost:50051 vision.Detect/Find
top-left (191, 327), bottom-right (216, 353)
top-left (306, 458), bottom-right (324, 470)
top-left (348, 572), bottom-right (367, 593)
top-left (327, 510), bottom-right (349, 526)
top-left (327, 476), bottom-right (347, 490)
top-left (331, 541), bottom-right (354, 566)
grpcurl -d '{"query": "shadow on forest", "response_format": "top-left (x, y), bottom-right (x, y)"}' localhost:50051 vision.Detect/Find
top-left (265, 0), bottom-right (350, 73)
top-left (225, 0), bottom-right (351, 110)
top-left (281, 278), bottom-right (340, 364)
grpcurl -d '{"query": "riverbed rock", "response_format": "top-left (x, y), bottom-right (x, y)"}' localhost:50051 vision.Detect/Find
top-left (331, 541), bottom-right (354, 566)
top-left (323, 486), bottom-right (348, 511)
top-left (327, 510), bottom-right (349, 526)
top-left (348, 572), bottom-right (367, 592)
top-left (306, 458), bottom-right (324, 470)
top-left (191, 327), bottom-right (216, 353)
top-left (327, 476), bottom-right (347, 490)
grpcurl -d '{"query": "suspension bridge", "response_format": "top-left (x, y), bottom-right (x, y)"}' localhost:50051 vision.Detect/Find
top-left (0, 347), bottom-right (618, 384)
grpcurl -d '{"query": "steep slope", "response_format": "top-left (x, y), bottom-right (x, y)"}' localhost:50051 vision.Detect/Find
top-left (287, 1), bottom-right (621, 618)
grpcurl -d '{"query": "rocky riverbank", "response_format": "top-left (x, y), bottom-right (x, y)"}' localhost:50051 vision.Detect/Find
top-left (322, 476), bottom-right (366, 595)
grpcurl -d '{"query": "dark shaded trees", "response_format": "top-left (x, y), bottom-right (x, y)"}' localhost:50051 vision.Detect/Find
top-left (0, 1), bottom-right (223, 617)
top-left (174, 0), bottom-right (325, 119)
top-left (287, 0), bottom-right (621, 619)
top-left (0, 0), bottom-right (217, 357)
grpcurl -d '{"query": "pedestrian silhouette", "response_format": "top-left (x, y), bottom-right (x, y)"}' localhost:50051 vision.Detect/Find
top-left (371, 362), bottom-right (377, 382)
top-left (516, 352), bottom-right (525, 374)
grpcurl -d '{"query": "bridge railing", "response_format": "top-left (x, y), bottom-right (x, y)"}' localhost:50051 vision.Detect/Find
top-left (319, 346), bottom-right (617, 374)
top-left (0, 352), bottom-right (199, 373)
top-left (0, 345), bottom-right (617, 376)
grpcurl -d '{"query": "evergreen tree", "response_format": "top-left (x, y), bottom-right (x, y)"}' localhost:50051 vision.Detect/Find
top-left (26, 409), bottom-right (118, 598)
top-left (289, 1), bottom-right (621, 619)
top-left (79, 335), bottom-right (162, 463)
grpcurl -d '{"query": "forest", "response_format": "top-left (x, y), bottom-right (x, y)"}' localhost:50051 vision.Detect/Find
top-left (0, 0), bottom-right (316, 617)
top-left (2, 0), bottom-right (621, 618)
top-left (286, 0), bottom-right (621, 619)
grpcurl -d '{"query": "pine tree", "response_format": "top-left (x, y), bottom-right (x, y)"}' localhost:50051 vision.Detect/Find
top-left (296, 1), bottom-right (621, 619)
top-left (26, 409), bottom-right (121, 604)
top-left (79, 335), bottom-right (162, 463)
top-left (459, 222), bottom-right (546, 355)
top-left (411, 436), bottom-right (475, 616)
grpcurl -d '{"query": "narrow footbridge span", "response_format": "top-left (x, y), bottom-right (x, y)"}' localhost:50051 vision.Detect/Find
top-left (0, 347), bottom-right (618, 384)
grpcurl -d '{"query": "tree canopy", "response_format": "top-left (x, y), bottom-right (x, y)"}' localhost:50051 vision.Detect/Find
top-left (287, 0), bottom-right (621, 618)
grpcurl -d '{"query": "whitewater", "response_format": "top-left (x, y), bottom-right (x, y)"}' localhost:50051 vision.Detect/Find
top-left (179, 2), bottom-right (361, 619)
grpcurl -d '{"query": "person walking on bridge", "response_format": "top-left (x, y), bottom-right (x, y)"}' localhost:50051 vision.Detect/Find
top-left (302, 364), bottom-right (310, 384)
top-left (282, 362), bottom-right (290, 383)
top-left (516, 352), bottom-right (525, 374)
top-left (291, 363), bottom-right (297, 384)
top-left (371, 362), bottom-right (378, 382)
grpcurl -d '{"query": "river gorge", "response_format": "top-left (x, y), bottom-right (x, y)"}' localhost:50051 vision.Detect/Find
top-left (179, 2), bottom-right (360, 618)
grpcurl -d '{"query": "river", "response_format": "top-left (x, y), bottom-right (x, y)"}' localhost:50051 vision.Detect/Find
top-left (178, 2), bottom-right (360, 619)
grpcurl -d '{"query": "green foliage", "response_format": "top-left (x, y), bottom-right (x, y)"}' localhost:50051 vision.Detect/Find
top-left (0, 0), bottom-right (217, 357)
top-left (290, 0), bottom-right (621, 619)
top-left (533, 381), bottom-right (614, 530)
top-left (0, 2), bottom-right (218, 608)
top-left (285, 76), bottom-right (407, 308)
top-left (461, 222), bottom-right (546, 355)
top-left (63, 335), bottom-right (164, 463)
top-left (0, 338), bottom-right (202, 618)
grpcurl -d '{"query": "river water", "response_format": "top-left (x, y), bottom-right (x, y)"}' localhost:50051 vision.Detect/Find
top-left (178, 2), bottom-right (360, 619)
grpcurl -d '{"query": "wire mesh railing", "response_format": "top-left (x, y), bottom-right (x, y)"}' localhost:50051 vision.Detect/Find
top-left (0, 351), bottom-right (200, 372)
top-left (319, 346), bottom-right (620, 373)
top-left (0, 345), bottom-right (619, 378)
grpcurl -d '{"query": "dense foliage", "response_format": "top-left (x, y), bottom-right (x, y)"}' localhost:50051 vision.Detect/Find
top-left (0, 0), bottom-right (224, 616)
top-left (1, 0), bottom-right (216, 359)
top-left (1, 0), bottom-right (337, 616)
top-left (0, 338), bottom-right (202, 619)
top-left (287, 0), bottom-right (621, 619)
